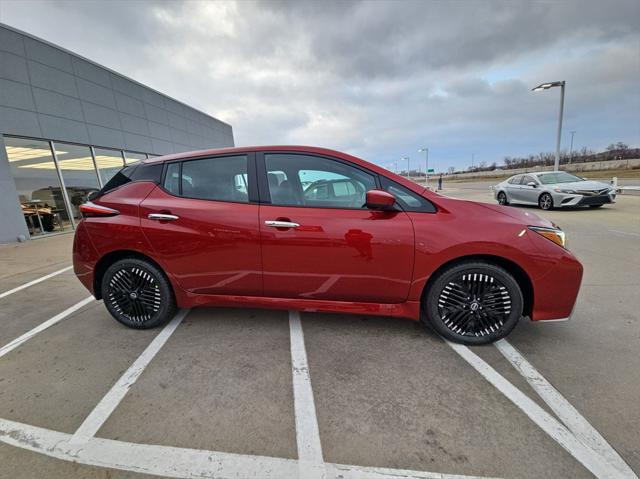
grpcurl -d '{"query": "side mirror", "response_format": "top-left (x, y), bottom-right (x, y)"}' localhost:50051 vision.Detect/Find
top-left (87, 191), bottom-right (99, 201)
top-left (365, 189), bottom-right (396, 210)
top-left (526, 182), bottom-right (537, 187)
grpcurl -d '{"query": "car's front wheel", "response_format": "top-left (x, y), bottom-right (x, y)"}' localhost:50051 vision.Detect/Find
top-left (497, 191), bottom-right (509, 205)
top-left (538, 193), bottom-right (554, 210)
top-left (423, 261), bottom-right (523, 345)
top-left (102, 258), bottom-right (176, 329)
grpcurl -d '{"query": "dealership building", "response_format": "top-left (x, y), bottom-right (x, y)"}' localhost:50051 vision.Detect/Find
top-left (0, 23), bottom-right (234, 243)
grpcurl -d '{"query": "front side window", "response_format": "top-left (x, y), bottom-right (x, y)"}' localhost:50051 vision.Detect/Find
top-left (380, 177), bottom-right (436, 212)
top-left (265, 154), bottom-right (376, 208)
top-left (165, 155), bottom-right (249, 202)
top-left (522, 175), bottom-right (537, 185)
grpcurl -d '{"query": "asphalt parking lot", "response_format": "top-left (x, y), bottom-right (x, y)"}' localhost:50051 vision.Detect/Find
top-left (0, 183), bottom-right (638, 479)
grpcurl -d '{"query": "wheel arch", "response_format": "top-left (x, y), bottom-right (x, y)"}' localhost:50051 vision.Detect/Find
top-left (420, 254), bottom-right (533, 318)
top-left (538, 191), bottom-right (554, 207)
top-left (93, 250), bottom-right (170, 300)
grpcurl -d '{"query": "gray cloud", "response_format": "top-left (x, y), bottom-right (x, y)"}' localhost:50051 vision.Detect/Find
top-left (0, 0), bottom-right (638, 170)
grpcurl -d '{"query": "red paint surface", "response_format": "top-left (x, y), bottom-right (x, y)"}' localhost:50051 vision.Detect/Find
top-left (73, 146), bottom-right (583, 322)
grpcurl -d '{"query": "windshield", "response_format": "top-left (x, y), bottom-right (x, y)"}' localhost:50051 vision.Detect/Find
top-left (537, 172), bottom-right (584, 185)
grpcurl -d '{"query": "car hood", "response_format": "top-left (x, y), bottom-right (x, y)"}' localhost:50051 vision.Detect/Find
top-left (546, 180), bottom-right (610, 191)
top-left (437, 196), bottom-right (554, 228)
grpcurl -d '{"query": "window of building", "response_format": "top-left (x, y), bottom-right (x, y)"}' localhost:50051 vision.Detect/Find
top-left (53, 143), bottom-right (100, 223)
top-left (4, 135), bottom-right (158, 238)
top-left (4, 137), bottom-right (70, 236)
top-left (94, 148), bottom-right (125, 186)
top-left (124, 151), bottom-right (147, 165)
top-left (265, 154), bottom-right (376, 208)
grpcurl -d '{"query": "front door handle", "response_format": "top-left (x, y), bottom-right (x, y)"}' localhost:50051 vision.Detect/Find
top-left (148, 213), bottom-right (179, 221)
top-left (265, 220), bottom-right (299, 228)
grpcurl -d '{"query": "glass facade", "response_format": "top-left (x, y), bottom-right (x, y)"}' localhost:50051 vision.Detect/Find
top-left (55, 143), bottom-right (101, 223)
top-left (3, 135), bottom-right (151, 238)
top-left (124, 151), bottom-right (147, 165)
top-left (94, 148), bottom-right (125, 185)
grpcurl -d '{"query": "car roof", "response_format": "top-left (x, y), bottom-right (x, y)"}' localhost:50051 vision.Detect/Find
top-left (142, 145), bottom-right (431, 197)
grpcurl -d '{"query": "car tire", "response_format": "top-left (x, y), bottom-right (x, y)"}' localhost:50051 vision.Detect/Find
top-left (497, 191), bottom-right (509, 205)
top-left (538, 193), bottom-right (554, 210)
top-left (101, 258), bottom-right (176, 329)
top-left (423, 261), bottom-right (523, 345)
top-left (589, 204), bottom-right (603, 208)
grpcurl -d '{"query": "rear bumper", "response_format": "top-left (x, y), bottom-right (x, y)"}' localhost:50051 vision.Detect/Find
top-left (72, 221), bottom-right (99, 297)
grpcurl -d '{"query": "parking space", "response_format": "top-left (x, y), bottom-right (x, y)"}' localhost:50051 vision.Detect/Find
top-left (97, 308), bottom-right (298, 459)
top-left (0, 185), bottom-right (638, 478)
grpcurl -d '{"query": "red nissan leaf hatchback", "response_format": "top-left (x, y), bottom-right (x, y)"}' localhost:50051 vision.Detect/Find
top-left (73, 146), bottom-right (583, 344)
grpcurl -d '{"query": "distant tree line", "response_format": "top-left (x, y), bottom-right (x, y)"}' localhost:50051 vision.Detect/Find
top-left (455, 142), bottom-right (638, 174)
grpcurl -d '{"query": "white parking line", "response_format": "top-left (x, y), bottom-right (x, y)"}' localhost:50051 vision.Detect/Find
top-left (0, 266), bottom-right (72, 299)
top-left (447, 341), bottom-right (630, 478)
top-left (0, 417), bottom-right (497, 479)
top-left (289, 310), bottom-right (325, 479)
top-left (69, 309), bottom-right (189, 444)
top-left (495, 339), bottom-right (636, 478)
top-left (0, 296), bottom-right (94, 359)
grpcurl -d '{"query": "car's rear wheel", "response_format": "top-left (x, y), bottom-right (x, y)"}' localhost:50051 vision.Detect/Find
top-left (497, 191), bottom-right (509, 205)
top-left (101, 258), bottom-right (176, 329)
top-left (538, 193), bottom-right (553, 210)
top-left (423, 261), bottom-right (523, 345)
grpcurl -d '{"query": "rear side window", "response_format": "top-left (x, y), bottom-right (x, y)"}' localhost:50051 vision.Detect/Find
top-left (98, 162), bottom-right (163, 197)
top-left (508, 175), bottom-right (523, 185)
top-left (99, 164), bottom-right (138, 195)
top-left (380, 177), bottom-right (436, 213)
top-left (164, 155), bottom-right (249, 203)
top-left (130, 163), bottom-right (163, 182)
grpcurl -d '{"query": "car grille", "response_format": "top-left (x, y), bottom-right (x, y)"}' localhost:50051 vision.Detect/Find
top-left (578, 195), bottom-right (612, 205)
top-left (576, 188), bottom-right (609, 196)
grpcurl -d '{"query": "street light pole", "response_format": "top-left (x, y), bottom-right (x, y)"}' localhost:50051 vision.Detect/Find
top-left (418, 148), bottom-right (428, 188)
top-left (532, 80), bottom-right (566, 172)
top-left (401, 157), bottom-right (409, 179)
top-left (569, 130), bottom-right (576, 165)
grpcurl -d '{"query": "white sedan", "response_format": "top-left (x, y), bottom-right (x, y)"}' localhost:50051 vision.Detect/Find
top-left (493, 171), bottom-right (615, 210)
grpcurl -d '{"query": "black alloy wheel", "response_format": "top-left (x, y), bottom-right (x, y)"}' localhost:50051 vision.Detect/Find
top-left (538, 193), bottom-right (553, 210)
top-left (423, 261), bottom-right (523, 345)
top-left (497, 191), bottom-right (509, 205)
top-left (102, 258), bottom-right (176, 329)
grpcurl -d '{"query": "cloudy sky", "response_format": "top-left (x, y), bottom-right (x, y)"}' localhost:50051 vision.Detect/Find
top-left (0, 0), bottom-right (638, 171)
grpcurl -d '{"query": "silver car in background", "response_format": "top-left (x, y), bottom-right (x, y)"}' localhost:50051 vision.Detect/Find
top-left (493, 171), bottom-right (616, 210)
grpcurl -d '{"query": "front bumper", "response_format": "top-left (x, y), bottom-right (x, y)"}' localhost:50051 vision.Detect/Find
top-left (553, 192), bottom-right (616, 207)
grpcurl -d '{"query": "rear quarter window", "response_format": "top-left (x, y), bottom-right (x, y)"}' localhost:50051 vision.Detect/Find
top-left (98, 162), bottom-right (163, 196)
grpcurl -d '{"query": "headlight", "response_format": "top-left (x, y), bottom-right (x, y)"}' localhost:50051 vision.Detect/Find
top-left (554, 188), bottom-right (576, 194)
top-left (528, 226), bottom-right (567, 248)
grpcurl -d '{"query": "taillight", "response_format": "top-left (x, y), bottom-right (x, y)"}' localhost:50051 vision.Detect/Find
top-left (79, 201), bottom-right (119, 218)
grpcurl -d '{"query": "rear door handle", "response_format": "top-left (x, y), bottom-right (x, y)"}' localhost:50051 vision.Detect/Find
top-left (148, 213), bottom-right (179, 221)
top-left (265, 220), bottom-right (299, 228)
